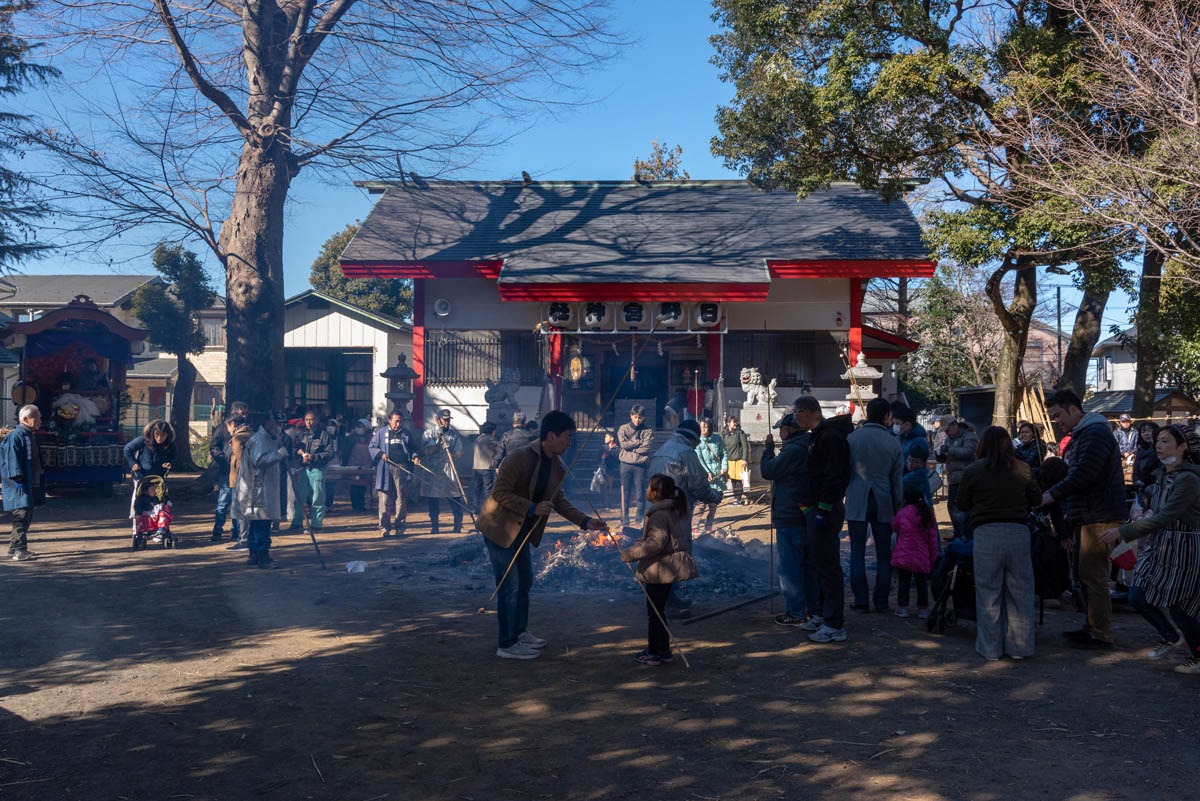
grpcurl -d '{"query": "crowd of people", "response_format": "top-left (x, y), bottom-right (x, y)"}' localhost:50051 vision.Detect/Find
top-left (4, 387), bottom-right (1198, 677)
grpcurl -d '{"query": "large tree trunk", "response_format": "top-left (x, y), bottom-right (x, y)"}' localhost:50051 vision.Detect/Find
top-left (988, 256), bottom-right (1037, 432)
top-left (170, 354), bottom-right (198, 472)
top-left (1132, 246), bottom-right (1164, 418)
top-left (222, 141), bottom-right (290, 413)
top-left (1057, 285), bottom-right (1110, 397)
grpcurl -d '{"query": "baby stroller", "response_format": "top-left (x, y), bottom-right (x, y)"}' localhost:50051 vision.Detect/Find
top-left (926, 537), bottom-right (976, 634)
top-left (131, 474), bottom-right (176, 550)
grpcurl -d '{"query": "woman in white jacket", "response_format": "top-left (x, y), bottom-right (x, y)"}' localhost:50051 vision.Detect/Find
top-left (233, 412), bottom-right (289, 568)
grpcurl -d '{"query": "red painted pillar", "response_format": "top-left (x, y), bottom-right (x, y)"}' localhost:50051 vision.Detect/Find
top-left (548, 332), bottom-right (563, 410)
top-left (412, 279), bottom-right (426, 426)
top-left (849, 278), bottom-right (864, 364)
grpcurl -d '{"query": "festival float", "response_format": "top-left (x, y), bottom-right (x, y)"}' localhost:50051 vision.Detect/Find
top-left (1, 295), bottom-right (149, 494)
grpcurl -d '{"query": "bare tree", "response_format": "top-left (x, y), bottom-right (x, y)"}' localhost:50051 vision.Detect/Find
top-left (14, 0), bottom-right (618, 410)
top-left (996, 0), bottom-right (1200, 273)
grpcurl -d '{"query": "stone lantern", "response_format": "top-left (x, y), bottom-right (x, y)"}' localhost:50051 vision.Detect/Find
top-left (380, 354), bottom-right (419, 417)
top-left (841, 352), bottom-right (883, 420)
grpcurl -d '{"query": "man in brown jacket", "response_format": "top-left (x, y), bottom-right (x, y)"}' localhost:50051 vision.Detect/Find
top-left (226, 412), bottom-right (255, 552)
top-left (478, 410), bottom-right (610, 660)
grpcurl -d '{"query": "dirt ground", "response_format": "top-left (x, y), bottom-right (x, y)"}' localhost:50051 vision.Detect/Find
top-left (1, 481), bottom-right (1198, 801)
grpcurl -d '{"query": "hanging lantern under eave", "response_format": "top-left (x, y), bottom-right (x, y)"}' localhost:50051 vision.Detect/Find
top-left (566, 353), bottom-right (592, 386)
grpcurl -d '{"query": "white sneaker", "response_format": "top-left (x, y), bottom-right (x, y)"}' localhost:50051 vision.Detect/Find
top-left (1174, 656), bottom-right (1200, 675)
top-left (518, 631), bottom-right (547, 649)
top-left (808, 625), bottom-right (848, 643)
top-left (497, 642), bottom-right (541, 660)
top-left (1148, 639), bottom-right (1180, 661)
top-left (797, 615), bottom-right (824, 632)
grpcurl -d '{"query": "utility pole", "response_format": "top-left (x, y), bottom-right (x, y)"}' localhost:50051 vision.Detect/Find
top-left (1056, 286), bottom-right (1063, 375)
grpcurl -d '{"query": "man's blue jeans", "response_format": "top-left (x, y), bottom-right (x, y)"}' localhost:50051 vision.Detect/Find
top-left (847, 519), bottom-right (893, 610)
top-left (776, 522), bottom-right (818, 618)
top-left (214, 476), bottom-right (241, 538)
top-left (247, 519), bottom-right (272, 554)
top-left (485, 536), bottom-right (532, 648)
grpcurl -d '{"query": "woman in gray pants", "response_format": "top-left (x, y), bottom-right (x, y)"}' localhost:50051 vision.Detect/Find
top-left (957, 426), bottom-right (1043, 661)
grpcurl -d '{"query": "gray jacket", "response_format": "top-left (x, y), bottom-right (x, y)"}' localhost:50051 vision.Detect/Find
top-left (618, 422), bottom-right (654, 466)
top-left (846, 422), bottom-right (904, 522)
top-left (939, 426), bottom-right (980, 485)
top-left (648, 432), bottom-right (721, 516)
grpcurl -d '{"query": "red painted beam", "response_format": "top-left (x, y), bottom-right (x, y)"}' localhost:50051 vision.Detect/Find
top-left (341, 261), bottom-right (503, 279)
top-left (412, 279), bottom-right (426, 425)
top-left (497, 282), bottom-right (770, 302)
top-left (861, 325), bottom-right (919, 352)
top-left (849, 278), bottom-right (864, 365)
top-left (548, 333), bottom-right (563, 411)
top-left (768, 259), bottom-right (936, 279)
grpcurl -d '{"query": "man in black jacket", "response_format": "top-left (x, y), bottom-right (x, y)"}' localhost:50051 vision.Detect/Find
top-left (292, 410), bottom-right (336, 531)
top-left (497, 412), bottom-right (536, 463)
top-left (1042, 389), bottom-right (1127, 648)
top-left (761, 414), bottom-right (816, 626)
top-left (210, 402), bottom-right (248, 542)
top-left (793, 395), bottom-right (853, 643)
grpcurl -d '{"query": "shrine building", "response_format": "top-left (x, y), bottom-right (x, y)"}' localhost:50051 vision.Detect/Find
top-left (339, 179), bottom-right (933, 432)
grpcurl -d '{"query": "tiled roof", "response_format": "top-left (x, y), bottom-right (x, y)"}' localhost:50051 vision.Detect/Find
top-left (128, 354), bottom-right (178, 379)
top-left (342, 180), bottom-right (929, 284)
top-left (1083, 387), bottom-right (1197, 415)
top-left (0, 274), bottom-right (162, 306)
top-left (1094, 325), bottom-right (1135, 354)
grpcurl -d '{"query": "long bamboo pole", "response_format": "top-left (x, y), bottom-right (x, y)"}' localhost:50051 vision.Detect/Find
top-left (564, 469), bottom-right (692, 669)
top-left (489, 332), bottom-right (657, 601)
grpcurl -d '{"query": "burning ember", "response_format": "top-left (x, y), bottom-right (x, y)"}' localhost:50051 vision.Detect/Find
top-left (443, 527), bottom-right (772, 597)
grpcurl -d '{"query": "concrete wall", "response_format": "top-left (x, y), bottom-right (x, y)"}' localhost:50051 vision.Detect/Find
top-left (1097, 350), bottom-right (1137, 392)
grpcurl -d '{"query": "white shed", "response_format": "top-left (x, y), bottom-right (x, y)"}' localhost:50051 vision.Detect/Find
top-left (283, 290), bottom-right (412, 424)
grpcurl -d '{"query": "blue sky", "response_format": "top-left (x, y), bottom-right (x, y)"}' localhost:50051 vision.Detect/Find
top-left (19, 0), bottom-right (1133, 336)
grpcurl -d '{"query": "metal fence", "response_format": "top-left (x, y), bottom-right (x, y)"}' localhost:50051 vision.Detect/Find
top-left (425, 331), bottom-right (545, 386)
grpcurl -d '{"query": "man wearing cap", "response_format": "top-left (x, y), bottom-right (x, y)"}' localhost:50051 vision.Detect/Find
top-left (617, 404), bottom-right (654, 527)
top-left (761, 413), bottom-right (817, 626)
top-left (648, 419), bottom-right (722, 527)
top-left (1114, 414), bottom-right (1138, 459)
top-left (935, 415), bottom-right (979, 540)
top-left (497, 412), bottom-right (536, 463)
top-left (846, 397), bottom-right (904, 613)
top-left (421, 409), bottom-right (465, 534)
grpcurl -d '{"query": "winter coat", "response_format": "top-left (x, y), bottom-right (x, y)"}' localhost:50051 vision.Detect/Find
top-left (209, 423), bottom-right (233, 472)
top-left (898, 423), bottom-right (929, 462)
top-left (759, 430), bottom-right (811, 525)
top-left (648, 432), bottom-right (722, 513)
top-left (473, 433), bottom-right (500, 471)
top-left (956, 459), bottom-right (1041, 528)
top-left (420, 423), bottom-right (464, 498)
top-left (0, 425), bottom-right (40, 511)
top-left (890, 504), bottom-right (939, 575)
top-left (804, 414), bottom-right (853, 511)
top-left (228, 424), bottom-right (254, 489)
top-left (368, 425), bottom-right (416, 493)
top-left (846, 422), bottom-right (904, 523)
top-left (902, 465), bottom-right (934, 508)
top-left (497, 425), bottom-right (536, 462)
top-left (1133, 444), bottom-right (1161, 489)
top-left (695, 434), bottom-right (728, 495)
top-left (1048, 412), bottom-right (1128, 525)
top-left (123, 436), bottom-right (177, 479)
top-left (938, 426), bottom-right (980, 486)
top-left (617, 422), bottom-right (654, 466)
top-left (293, 427), bottom-right (335, 470)
top-left (1118, 462), bottom-right (1200, 543)
top-left (478, 439), bottom-right (590, 548)
top-left (232, 426), bottom-right (286, 521)
top-left (1014, 438), bottom-right (1046, 471)
top-left (1114, 426), bottom-right (1138, 456)
top-left (722, 427), bottom-right (750, 462)
top-left (621, 499), bottom-right (699, 584)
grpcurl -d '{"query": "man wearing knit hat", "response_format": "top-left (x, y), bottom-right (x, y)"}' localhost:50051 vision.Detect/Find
top-left (647, 419), bottom-right (721, 528)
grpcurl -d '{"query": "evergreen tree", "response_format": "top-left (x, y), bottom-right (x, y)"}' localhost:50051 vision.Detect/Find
top-left (0, 1), bottom-right (57, 269)
top-left (310, 223), bottom-right (413, 321)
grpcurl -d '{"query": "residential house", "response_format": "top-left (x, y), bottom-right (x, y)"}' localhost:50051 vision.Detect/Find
top-left (1093, 325), bottom-right (1137, 392)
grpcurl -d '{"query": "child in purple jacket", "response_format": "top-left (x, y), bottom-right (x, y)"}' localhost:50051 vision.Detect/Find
top-left (891, 486), bottom-right (940, 618)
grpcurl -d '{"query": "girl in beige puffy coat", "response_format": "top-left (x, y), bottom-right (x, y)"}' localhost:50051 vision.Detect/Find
top-left (621, 474), bottom-right (699, 665)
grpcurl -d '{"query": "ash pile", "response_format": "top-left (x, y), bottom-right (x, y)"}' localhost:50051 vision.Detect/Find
top-left (444, 526), bottom-right (770, 597)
